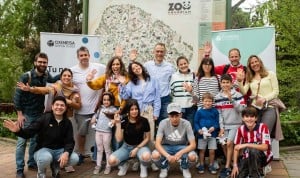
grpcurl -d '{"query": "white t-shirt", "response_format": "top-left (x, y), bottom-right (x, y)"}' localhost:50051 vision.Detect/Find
top-left (71, 62), bottom-right (106, 115)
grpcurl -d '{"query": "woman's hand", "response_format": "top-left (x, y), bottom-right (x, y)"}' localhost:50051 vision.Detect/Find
top-left (129, 49), bottom-right (138, 62)
top-left (236, 68), bottom-right (245, 82)
top-left (129, 147), bottom-right (139, 158)
top-left (116, 75), bottom-right (126, 85)
top-left (3, 119), bottom-right (21, 133)
top-left (114, 45), bottom-right (123, 57)
top-left (86, 69), bottom-right (97, 82)
top-left (17, 82), bottom-right (30, 91)
top-left (114, 113), bottom-right (121, 124)
top-left (203, 41), bottom-right (212, 56)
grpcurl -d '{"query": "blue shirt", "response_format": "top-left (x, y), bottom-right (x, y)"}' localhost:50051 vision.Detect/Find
top-left (194, 107), bottom-right (220, 138)
top-left (144, 60), bottom-right (175, 97)
top-left (119, 78), bottom-right (161, 117)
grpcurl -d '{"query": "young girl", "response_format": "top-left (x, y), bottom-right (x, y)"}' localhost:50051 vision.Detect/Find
top-left (90, 92), bottom-right (118, 175)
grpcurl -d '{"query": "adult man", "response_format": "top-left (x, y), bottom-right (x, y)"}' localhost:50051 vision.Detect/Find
top-left (204, 43), bottom-right (246, 89)
top-left (144, 43), bottom-right (175, 124)
top-left (14, 52), bottom-right (59, 178)
top-left (152, 103), bottom-right (197, 178)
top-left (71, 46), bottom-right (106, 165)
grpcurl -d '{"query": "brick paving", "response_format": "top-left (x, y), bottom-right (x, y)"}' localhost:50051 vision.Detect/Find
top-left (1, 139), bottom-right (297, 178)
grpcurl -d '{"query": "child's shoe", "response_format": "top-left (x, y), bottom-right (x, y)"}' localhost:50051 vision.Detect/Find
top-left (197, 165), bottom-right (205, 174)
top-left (103, 166), bottom-right (111, 175)
top-left (208, 164), bottom-right (217, 174)
top-left (93, 165), bottom-right (101, 175)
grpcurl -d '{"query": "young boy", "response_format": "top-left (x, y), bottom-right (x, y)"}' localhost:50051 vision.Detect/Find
top-left (194, 92), bottom-right (219, 174)
top-left (215, 74), bottom-right (246, 178)
top-left (231, 106), bottom-right (273, 178)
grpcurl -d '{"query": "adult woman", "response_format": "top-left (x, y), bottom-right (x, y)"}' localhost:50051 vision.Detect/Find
top-left (17, 68), bottom-right (81, 118)
top-left (170, 56), bottom-right (197, 126)
top-left (119, 61), bottom-right (160, 143)
top-left (3, 96), bottom-right (79, 178)
top-left (236, 55), bottom-right (281, 140)
top-left (108, 99), bottom-right (151, 178)
top-left (86, 56), bottom-right (129, 111)
top-left (187, 57), bottom-right (220, 108)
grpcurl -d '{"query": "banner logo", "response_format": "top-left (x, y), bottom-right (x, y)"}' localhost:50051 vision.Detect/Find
top-left (168, 1), bottom-right (191, 15)
top-left (46, 40), bottom-right (76, 48)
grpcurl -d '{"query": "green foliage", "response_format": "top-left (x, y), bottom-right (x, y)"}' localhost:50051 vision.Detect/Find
top-left (0, 0), bottom-right (36, 102)
top-left (231, 8), bottom-right (251, 29)
top-left (280, 121), bottom-right (300, 146)
top-left (254, 0), bottom-right (300, 57)
top-left (276, 59), bottom-right (300, 109)
top-left (34, 0), bottom-right (83, 33)
top-left (280, 108), bottom-right (300, 122)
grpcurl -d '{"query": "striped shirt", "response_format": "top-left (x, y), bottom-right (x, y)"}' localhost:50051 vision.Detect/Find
top-left (170, 71), bottom-right (194, 108)
top-left (234, 123), bottom-right (273, 163)
top-left (192, 76), bottom-right (220, 107)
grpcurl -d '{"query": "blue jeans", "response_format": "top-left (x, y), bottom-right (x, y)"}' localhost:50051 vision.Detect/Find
top-left (34, 148), bottom-right (79, 174)
top-left (157, 95), bottom-right (171, 124)
top-left (16, 114), bottom-right (40, 172)
top-left (182, 106), bottom-right (197, 129)
top-left (111, 142), bottom-right (151, 166)
top-left (153, 145), bottom-right (196, 169)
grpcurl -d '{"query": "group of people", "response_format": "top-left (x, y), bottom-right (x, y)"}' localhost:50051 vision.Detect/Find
top-left (3, 42), bottom-right (283, 178)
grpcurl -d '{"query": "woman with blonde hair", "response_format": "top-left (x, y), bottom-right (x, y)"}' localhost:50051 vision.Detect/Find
top-left (236, 55), bottom-right (283, 141)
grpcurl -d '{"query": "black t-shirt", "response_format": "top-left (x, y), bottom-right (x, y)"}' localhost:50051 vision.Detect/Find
top-left (121, 116), bottom-right (150, 145)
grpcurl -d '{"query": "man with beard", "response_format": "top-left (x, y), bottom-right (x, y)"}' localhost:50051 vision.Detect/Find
top-left (14, 52), bottom-right (59, 178)
top-left (71, 46), bottom-right (106, 165)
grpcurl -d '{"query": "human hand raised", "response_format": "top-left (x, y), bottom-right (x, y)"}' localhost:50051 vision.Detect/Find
top-left (129, 49), bottom-right (138, 62)
top-left (17, 82), bottom-right (30, 91)
top-left (86, 69), bottom-right (97, 82)
top-left (203, 41), bottom-right (212, 56)
top-left (236, 68), bottom-right (245, 82)
top-left (182, 82), bottom-right (192, 92)
top-left (114, 45), bottom-right (123, 57)
top-left (3, 119), bottom-right (21, 133)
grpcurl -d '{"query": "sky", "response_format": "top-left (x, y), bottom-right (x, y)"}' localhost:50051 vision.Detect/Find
top-left (233, 0), bottom-right (268, 11)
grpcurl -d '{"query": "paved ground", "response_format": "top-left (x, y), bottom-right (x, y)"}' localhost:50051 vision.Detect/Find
top-left (1, 138), bottom-right (299, 178)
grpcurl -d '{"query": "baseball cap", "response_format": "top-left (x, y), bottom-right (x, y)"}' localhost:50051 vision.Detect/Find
top-left (167, 102), bottom-right (182, 114)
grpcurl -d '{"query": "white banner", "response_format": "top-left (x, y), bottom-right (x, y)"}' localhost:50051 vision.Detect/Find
top-left (40, 32), bottom-right (102, 75)
top-left (211, 27), bottom-right (276, 72)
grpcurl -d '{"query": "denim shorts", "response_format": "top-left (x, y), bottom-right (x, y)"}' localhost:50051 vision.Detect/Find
top-left (111, 142), bottom-right (151, 165)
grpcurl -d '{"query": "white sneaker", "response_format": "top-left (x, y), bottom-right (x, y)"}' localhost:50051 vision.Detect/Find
top-left (213, 160), bottom-right (220, 170)
top-left (132, 160), bottom-right (139, 171)
top-left (159, 168), bottom-right (168, 178)
top-left (151, 163), bottom-right (159, 171)
top-left (264, 164), bottom-right (272, 175)
top-left (182, 168), bottom-right (191, 178)
top-left (118, 162), bottom-right (129, 176)
top-left (140, 164), bottom-right (148, 178)
top-left (37, 173), bottom-right (46, 178)
top-left (93, 165), bottom-right (101, 175)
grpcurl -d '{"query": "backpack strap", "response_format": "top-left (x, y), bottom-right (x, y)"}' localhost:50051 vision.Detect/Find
top-left (26, 71), bottom-right (31, 85)
top-left (222, 64), bottom-right (230, 74)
